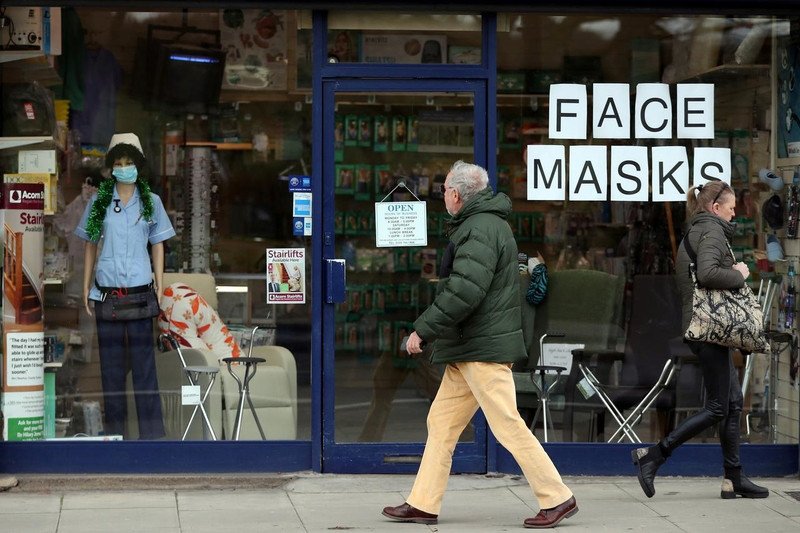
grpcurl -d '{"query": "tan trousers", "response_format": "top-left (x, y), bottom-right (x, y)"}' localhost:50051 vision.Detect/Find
top-left (406, 361), bottom-right (573, 515)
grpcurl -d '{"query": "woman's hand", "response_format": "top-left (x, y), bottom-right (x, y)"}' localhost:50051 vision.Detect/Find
top-left (83, 288), bottom-right (93, 316)
top-left (733, 261), bottom-right (750, 280)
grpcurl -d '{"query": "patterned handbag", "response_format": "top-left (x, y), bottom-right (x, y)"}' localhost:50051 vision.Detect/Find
top-left (682, 236), bottom-right (769, 353)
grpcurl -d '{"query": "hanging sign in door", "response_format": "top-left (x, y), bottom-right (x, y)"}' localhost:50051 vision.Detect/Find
top-left (374, 182), bottom-right (428, 248)
top-left (374, 201), bottom-right (428, 247)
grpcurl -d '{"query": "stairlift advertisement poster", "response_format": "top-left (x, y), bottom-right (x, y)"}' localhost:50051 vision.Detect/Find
top-left (266, 248), bottom-right (306, 304)
top-left (1, 182), bottom-right (45, 441)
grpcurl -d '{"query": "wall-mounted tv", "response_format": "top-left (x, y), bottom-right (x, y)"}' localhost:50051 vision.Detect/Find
top-left (152, 44), bottom-right (226, 114)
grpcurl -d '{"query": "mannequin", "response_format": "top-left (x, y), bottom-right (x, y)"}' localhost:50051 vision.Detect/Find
top-left (74, 133), bottom-right (175, 439)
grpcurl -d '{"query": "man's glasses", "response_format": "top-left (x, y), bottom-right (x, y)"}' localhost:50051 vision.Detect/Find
top-left (440, 184), bottom-right (452, 195)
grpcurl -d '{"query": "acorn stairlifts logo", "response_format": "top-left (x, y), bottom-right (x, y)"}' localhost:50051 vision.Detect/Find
top-left (4, 185), bottom-right (45, 207)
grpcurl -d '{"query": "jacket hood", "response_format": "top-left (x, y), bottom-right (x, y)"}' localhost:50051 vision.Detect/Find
top-left (448, 188), bottom-right (511, 231)
top-left (688, 211), bottom-right (736, 240)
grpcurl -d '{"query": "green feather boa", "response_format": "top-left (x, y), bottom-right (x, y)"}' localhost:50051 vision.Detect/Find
top-left (85, 179), bottom-right (154, 241)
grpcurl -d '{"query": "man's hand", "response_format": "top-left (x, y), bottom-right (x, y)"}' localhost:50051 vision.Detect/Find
top-left (405, 330), bottom-right (425, 355)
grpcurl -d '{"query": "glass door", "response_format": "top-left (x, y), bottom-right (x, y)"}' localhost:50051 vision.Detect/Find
top-left (321, 78), bottom-right (488, 473)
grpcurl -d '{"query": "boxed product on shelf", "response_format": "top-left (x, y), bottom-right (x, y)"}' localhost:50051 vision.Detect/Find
top-left (358, 115), bottom-right (373, 147)
top-left (448, 45), bottom-right (481, 64)
top-left (355, 164), bottom-right (373, 200)
top-left (407, 115), bottom-right (419, 151)
top-left (497, 70), bottom-right (526, 93)
top-left (374, 115), bottom-right (389, 152)
top-left (527, 69), bottom-right (562, 93)
top-left (392, 115), bottom-right (407, 151)
top-left (345, 114), bottom-right (359, 146)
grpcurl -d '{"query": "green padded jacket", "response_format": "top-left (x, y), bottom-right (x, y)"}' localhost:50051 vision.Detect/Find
top-left (414, 187), bottom-right (527, 364)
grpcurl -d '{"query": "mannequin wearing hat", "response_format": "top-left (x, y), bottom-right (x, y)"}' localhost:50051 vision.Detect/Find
top-left (74, 133), bottom-right (176, 439)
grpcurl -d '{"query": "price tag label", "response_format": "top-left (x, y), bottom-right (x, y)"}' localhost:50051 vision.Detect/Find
top-left (182, 385), bottom-right (201, 406)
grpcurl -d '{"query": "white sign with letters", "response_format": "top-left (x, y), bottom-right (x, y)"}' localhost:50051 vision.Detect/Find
top-left (374, 201), bottom-right (428, 247)
top-left (540, 343), bottom-right (584, 375)
top-left (528, 82), bottom-right (726, 202)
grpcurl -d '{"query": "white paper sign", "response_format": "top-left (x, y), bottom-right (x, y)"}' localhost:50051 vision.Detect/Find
top-left (182, 385), bottom-right (201, 406)
top-left (593, 83), bottom-right (631, 139)
top-left (374, 201), bottom-right (428, 247)
top-left (540, 343), bottom-right (584, 375)
top-left (651, 146), bottom-right (689, 202)
top-left (5, 332), bottom-right (44, 387)
top-left (611, 146), bottom-right (649, 201)
top-left (527, 144), bottom-right (566, 201)
top-left (569, 146), bottom-right (607, 201)
top-left (677, 84), bottom-right (714, 139)
top-left (549, 84), bottom-right (588, 139)
top-left (693, 147), bottom-right (732, 186)
top-left (635, 83), bottom-right (672, 139)
top-left (18, 150), bottom-right (57, 174)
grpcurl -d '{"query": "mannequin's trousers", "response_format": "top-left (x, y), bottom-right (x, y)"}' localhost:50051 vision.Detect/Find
top-left (96, 315), bottom-right (165, 440)
top-left (406, 361), bottom-right (573, 515)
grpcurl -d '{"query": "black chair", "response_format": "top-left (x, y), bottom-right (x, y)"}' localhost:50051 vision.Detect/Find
top-left (575, 274), bottom-right (697, 443)
top-left (514, 269), bottom-right (625, 441)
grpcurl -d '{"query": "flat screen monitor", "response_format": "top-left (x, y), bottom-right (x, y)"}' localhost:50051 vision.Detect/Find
top-left (154, 45), bottom-right (226, 113)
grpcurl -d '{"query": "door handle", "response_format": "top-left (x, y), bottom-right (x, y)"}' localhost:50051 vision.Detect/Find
top-left (325, 259), bottom-right (347, 303)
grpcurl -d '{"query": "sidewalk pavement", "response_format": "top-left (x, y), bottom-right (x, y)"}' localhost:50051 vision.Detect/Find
top-left (0, 473), bottom-right (798, 532)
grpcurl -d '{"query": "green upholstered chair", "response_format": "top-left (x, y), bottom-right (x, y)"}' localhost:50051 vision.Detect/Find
top-left (514, 269), bottom-right (625, 441)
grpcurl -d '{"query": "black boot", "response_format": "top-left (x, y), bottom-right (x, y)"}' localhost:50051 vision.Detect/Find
top-left (721, 466), bottom-right (769, 499)
top-left (631, 444), bottom-right (665, 498)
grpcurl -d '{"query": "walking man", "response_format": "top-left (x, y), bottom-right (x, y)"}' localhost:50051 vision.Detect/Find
top-left (381, 161), bottom-right (577, 529)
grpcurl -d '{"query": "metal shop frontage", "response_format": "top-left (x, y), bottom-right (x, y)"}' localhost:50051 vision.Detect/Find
top-left (0, 1), bottom-right (797, 477)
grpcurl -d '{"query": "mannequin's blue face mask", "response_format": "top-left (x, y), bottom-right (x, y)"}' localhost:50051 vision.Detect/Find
top-left (112, 165), bottom-right (138, 183)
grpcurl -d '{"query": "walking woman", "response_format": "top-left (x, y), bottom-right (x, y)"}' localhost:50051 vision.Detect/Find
top-left (632, 179), bottom-right (768, 500)
top-left (75, 133), bottom-right (175, 439)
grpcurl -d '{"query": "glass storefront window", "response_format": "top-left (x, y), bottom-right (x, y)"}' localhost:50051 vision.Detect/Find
top-left (1, 7), bottom-right (311, 442)
top-left (499, 14), bottom-right (799, 446)
top-left (321, 11), bottom-right (482, 64)
top-left (332, 90), bottom-right (476, 443)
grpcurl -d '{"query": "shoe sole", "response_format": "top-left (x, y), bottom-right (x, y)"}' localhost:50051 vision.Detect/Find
top-left (381, 510), bottom-right (438, 525)
top-left (721, 491), bottom-right (769, 499)
top-left (631, 449), bottom-right (655, 498)
top-left (523, 506), bottom-right (579, 529)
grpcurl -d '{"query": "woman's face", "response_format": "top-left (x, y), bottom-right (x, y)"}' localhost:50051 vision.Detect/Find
top-left (711, 191), bottom-right (736, 222)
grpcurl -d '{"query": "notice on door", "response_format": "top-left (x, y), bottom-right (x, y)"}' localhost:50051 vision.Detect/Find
top-left (374, 201), bottom-right (428, 247)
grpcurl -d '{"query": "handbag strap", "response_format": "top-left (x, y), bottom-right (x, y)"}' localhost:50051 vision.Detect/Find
top-left (682, 223), bottom-right (737, 287)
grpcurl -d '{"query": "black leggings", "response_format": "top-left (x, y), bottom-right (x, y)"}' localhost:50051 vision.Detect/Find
top-left (660, 341), bottom-right (743, 468)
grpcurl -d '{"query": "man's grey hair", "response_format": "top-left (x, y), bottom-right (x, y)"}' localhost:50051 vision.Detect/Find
top-left (448, 160), bottom-right (489, 203)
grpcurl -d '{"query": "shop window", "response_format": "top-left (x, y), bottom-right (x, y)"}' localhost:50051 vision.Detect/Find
top-left (499, 14), bottom-right (799, 446)
top-left (1, 8), bottom-right (311, 443)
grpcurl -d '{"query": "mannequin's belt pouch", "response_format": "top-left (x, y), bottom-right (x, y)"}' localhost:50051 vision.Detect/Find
top-left (94, 282), bottom-right (159, 321)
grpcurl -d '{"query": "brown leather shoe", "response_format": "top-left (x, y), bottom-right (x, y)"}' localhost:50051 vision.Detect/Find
top-left (382, 502), bottom-right (438, 524)
top-left (524, 496), bottom-right (578, 529)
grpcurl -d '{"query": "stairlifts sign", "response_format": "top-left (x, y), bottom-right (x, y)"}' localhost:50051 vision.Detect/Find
top-left (1, 182), bottom-right (45, 441)
top-left (528, 83), bottom-right (730, 202)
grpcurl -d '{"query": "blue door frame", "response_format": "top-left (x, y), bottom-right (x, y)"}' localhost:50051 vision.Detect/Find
top-left (318, 77), bottom-right (490, 474)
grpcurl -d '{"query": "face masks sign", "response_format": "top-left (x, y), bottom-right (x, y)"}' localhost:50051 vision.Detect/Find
top-left (527, 83), bottom-right (730, 202)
